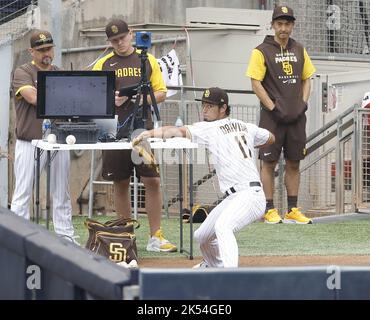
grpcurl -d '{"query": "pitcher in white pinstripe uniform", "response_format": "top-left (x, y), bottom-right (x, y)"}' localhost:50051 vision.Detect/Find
top-left (133, 87), bottom-right (275, 267)
top-left (10, 30), bottom-right (75, 241)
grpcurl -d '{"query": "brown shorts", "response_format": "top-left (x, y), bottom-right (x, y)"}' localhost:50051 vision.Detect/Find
top-left (259, 109), bottom-right (307, 161)
top-left (102, 149), bottom-right (160, 181)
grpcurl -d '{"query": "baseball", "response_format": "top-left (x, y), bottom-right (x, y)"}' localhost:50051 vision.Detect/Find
top-left (47, 133), bottom-right (57, 144)
top-left (66, 135), bottom-right (76, 145)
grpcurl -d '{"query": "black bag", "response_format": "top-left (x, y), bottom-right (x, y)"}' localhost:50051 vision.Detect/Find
top-left (84, 218), bottom-right (139, 264)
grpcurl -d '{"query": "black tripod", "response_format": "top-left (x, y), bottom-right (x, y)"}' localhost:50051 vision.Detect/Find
top-left (128, 47), bottom-right (161, 137)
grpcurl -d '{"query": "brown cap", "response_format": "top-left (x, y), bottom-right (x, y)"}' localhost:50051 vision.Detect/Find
top-left (196, 87), bottom-right (229, 106)
top-left (30, 30), bottom-right (54, 49)
top-left (105, 19), bottom-right (129, 40)
top-left (272, 5), bottom-right (295, 21)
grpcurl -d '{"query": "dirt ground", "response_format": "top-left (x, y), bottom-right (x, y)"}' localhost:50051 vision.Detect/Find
top-left (138, 255), bottom-right (370, 268)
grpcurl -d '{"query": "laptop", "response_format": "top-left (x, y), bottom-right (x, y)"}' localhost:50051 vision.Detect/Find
top-left (93, 116), bottom-right (118, 142)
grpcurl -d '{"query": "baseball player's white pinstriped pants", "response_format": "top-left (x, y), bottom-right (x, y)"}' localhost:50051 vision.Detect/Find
top-left (194, 185), bottom-right (266, 268)
top-left (11, 139), bottom-right (74, 237)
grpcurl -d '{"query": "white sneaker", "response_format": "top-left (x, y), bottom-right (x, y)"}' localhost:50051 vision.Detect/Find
top-left (146, 229), bottom-right (177, 252)
top-left (128, 259), bottom-right (138, 268)
top-left (192, 260), bottom-right (209, 268)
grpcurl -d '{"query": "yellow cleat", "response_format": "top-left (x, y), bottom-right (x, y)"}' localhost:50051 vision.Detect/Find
top-left (264, 208), bottom-right (283, 224)
top-left (146, 229), bottom-right (178, 252)
top-left (283, 207), bottom-right (313, 224)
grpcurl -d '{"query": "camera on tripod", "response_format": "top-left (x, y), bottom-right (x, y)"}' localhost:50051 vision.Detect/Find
top-left (135, 31), bottom-right (152, 49)
top-left (116, 30), bottom-right (160, 139)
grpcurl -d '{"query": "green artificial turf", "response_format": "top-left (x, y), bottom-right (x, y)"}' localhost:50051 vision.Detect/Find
top-left (70, 215), bottom-right (370, 258)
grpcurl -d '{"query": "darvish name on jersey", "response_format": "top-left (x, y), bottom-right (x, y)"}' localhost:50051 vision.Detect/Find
top-left (219, 121), bottom-right (247, 135)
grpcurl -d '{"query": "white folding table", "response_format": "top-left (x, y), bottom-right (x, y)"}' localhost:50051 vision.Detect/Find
top-left (31, 138), bottom-right (198, 258)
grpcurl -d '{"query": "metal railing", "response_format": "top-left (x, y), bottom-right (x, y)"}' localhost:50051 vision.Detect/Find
top-left (294, 104), bottom-right (358, 215)
top-left (355, 108), bottom-right (370, 209)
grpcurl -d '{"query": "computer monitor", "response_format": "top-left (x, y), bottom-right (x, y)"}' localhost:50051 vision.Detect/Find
top-left (37, 70), bottom-right (115, 120)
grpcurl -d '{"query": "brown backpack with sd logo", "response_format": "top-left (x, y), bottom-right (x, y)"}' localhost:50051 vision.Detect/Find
top-left (84, 217), bottom-right (139, 264)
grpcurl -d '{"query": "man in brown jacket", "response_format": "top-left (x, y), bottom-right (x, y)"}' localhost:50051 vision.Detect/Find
top-left (246, 5), bottom-right (316, 224)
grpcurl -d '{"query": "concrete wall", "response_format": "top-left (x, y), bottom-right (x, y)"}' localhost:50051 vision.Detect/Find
top-left (58, 0), bottom-right (261, 69)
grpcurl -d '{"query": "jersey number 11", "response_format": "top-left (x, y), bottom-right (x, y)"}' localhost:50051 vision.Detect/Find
top-left (235, 135), bottom-right (252, 158)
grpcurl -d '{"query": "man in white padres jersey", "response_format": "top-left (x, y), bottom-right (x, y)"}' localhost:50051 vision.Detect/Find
top-left (11, 30), bottom-right (75, 241)
top-left (133, 87), bottom-right (275, 268)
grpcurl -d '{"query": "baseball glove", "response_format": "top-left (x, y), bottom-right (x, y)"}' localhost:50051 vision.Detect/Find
top-left (182, 204), bottom-right (214, 223)
top-left (132, 138), bottom-right (158, 171)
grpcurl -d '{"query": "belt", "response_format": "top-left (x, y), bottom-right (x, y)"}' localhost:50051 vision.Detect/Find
top-left (225, 181), bottom-right (261, 197)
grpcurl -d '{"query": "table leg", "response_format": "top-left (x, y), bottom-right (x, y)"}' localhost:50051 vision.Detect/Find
top-left (179, 150), bottom-right (184, 253)
top-left (189, 149), bottom-right (194, 260)
top-left (46, 150), bottom-right (51, 230)
top-left (88, 150), bottom-right (95, 218)
top-left (35, 147), bottom-right (41, 224)
top-left (133, 168), bottom-right (138, 220)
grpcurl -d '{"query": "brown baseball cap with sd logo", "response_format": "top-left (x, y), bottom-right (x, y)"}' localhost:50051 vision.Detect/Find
top-left (272, 5), bottom-right (295, 21)
top-left (30, 30), bottom-right (54, 49)
top-left (105, 19), bottom-right (129, 40)
top-left (196, 87), bottom-right (229, 106)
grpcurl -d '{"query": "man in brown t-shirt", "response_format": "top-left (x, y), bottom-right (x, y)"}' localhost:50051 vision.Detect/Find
top-left (93, 19), bottom-right (177, 252)
top-left (11, 30), bottom-right (76, 241)
top-left (246, 6), bottom-right (316, 224)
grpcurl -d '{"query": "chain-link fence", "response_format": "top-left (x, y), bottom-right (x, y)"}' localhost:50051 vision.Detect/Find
top-left (358, 109), bottom-right (370, 207)
top-left (274, 0), bottom-right (370, 59)
top-left (299, 134), bottom-right (354, 215)
top-left (94, 99), bottom-right (366, 218)
top-left (0, 0), bottom-right (38, 42)
top-left (297, 104), bottom-right (357, 215)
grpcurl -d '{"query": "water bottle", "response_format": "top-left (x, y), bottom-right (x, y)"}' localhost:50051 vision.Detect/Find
top-left (175, 116), bottom-right (183, 127)
top-left (42, 119), bottom-right (51, 141)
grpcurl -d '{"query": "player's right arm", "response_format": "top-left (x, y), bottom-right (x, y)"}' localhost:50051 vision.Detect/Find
top-left (13, 67), bottom-right (37, 105)
top-left (132, 126), bottom-right (186, 146)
